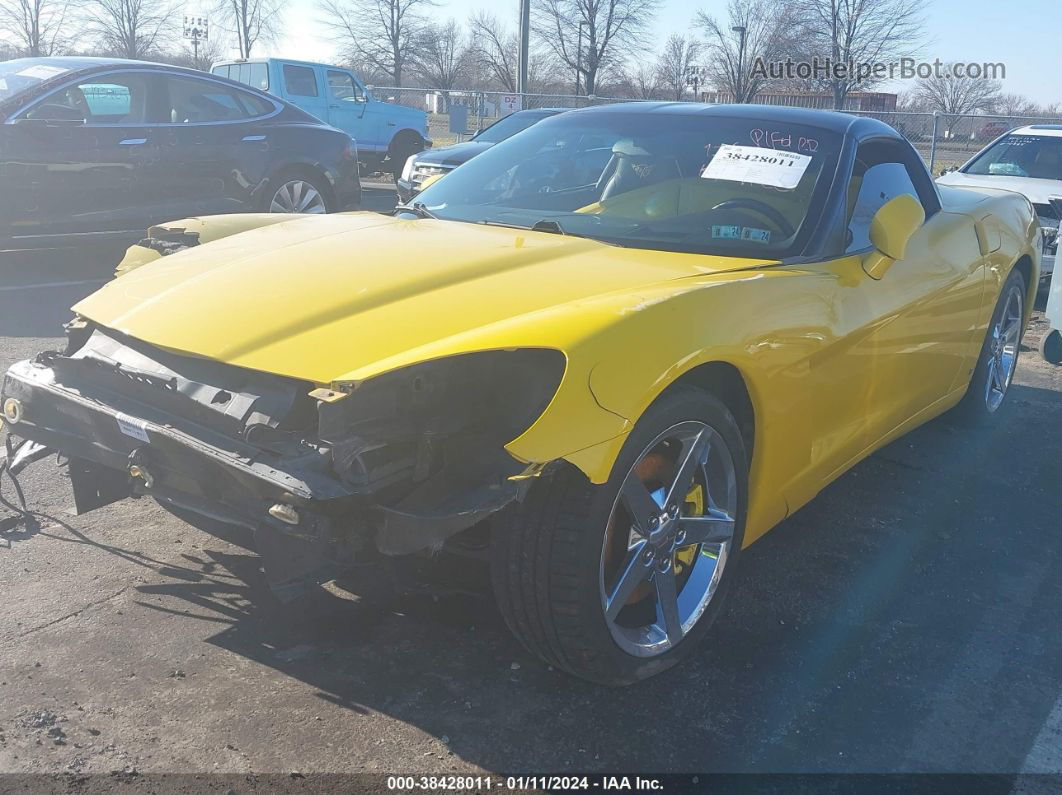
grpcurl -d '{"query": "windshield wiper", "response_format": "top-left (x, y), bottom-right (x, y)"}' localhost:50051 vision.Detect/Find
top-left (477, 217), bottom-right (626, 246)
top-left (394, 201), bottom-right (437, 219)
top-left (478, 218), bottom-right (566, 234)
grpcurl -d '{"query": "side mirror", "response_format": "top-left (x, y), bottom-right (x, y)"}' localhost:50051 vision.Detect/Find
top-left (862, 194), bottom-right (925, 280)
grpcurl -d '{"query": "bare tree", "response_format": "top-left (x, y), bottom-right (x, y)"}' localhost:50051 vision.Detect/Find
top-left (467, 11), bottom-right (560, 93)
top-left (532, 0), bottom-right (659, 96)
top-left (214, 0), bottom-right (281, 58)
top-left (790, 0), bottom-right (924, 109)
top-left (163, 31), bottom-right (231, 70)
top-left (342, 55), bottom-right (391, 86)
top-left (468, 11), bottom-right (518, 91)
top-left (622, 60), bottom-right (660, 99)
top-left (411, 18), bottom-right (469, 106)
top-left (88, 0), bottom-right (179, 59)
top-left (698, 0), bottom-right (793, 103)
top-left (895, 88), bottom-right (928, 112)
top-left (914, 68), bottom-right (1002, 138)
top-left (319, 0), bottom-right (435, 86)
top-left (0, 0), bottom-right (72, 56)
top-left (655, 33), bottom-right (700, 101)
top-left (991, 92), bottom-right (1041, 118)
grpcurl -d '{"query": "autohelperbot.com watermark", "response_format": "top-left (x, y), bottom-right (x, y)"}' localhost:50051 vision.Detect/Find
top-left (751, 57), bottom-right (1006, 82)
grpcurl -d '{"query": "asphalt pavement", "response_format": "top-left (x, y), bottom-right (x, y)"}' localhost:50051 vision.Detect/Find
top-left (1, 186), bottom-right (1061, 777)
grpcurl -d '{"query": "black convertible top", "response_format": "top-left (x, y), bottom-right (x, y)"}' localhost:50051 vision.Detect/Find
top-left (572, 101), bottom-right (901, 141)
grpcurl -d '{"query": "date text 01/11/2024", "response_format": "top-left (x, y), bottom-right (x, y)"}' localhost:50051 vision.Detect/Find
top-left (385, 775), bottom-right (665, 790)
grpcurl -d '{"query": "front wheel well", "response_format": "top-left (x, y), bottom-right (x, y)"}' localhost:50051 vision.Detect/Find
top-left (387, 129), bottom-right (424, 158)
top-left (667, 362), bottom-right (756, 464)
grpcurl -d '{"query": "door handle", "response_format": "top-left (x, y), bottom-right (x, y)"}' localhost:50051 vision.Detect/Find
top-left (118, 138), bottom-right (147, 145)
top-left (241, 134), bottom-right (267, 142)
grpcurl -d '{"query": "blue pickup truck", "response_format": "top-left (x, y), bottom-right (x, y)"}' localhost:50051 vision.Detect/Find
top-left (212, 57), bottom-right (430, 178)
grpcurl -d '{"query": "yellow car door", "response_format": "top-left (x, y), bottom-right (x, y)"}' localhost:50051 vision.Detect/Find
top-left (783, 147), bottom-right (984, 507)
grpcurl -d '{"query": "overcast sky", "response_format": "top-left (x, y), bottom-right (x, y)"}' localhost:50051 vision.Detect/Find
top-left (224, 0), bottom-right (1057, 104)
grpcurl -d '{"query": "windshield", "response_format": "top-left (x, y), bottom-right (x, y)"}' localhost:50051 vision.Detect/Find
top-left (0, 60), bottom-right (73, 103)
top-left (474, 112), bottom-right (553, 144)
top-left (416, 110), bottom-right (842, 257)
top-left (964, 134), bottom-right (1062, 180)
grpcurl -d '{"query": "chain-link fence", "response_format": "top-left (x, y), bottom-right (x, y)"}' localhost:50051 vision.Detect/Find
top-left (370, 86), bottom-right (1062, 174)
top-left (845, 109), bottom-right (1062, 174)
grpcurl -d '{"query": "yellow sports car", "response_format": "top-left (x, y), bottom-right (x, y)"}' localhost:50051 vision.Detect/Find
top-left (0, 104), bottom-right (1040, 685)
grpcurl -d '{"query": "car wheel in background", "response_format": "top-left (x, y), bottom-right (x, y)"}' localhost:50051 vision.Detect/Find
top-left (490, 387), bottom-right (748, 686)
top-left (387, 134), bottom-right (424, 182)
top-left (1041, 328), bottom-right (1062, 365)
top-left (955, 267), bottom-right (1026, 421)
top-left (262, 171), bottom-right (332, 214)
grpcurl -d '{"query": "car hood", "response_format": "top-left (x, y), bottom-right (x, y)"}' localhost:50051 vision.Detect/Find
top-left (414, 140), bottom-right (493, 167)
top-left (937, 170), bottom-right (1062, 205)
top-left (73, 213), bottom-right (770, 385)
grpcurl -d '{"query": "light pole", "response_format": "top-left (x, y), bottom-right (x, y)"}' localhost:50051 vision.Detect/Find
top-left (517, 0), bottom-right (531, 96)
top-left (183, 15), bottom-right (210, 70)
top-left (575, 21), bottom-right (586, 96)
top-left (731, 24), bottom-right (747, 102)
top-left (684, 66), bottom-right (701, 102)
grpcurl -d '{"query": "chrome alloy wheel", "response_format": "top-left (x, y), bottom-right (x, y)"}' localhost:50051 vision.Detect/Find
top-left (984, 284), bottom-right (1024, 412)
top-left (269, 179), bottom-right (327, 214)
top-left (599, 421), bottom-right (738, 658)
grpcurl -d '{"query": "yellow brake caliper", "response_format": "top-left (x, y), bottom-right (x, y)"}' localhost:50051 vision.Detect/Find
top-left (675, 484), bottom-right (704, 575)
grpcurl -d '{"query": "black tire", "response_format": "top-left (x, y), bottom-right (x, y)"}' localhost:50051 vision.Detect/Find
top-left (259, 169), bottom-right (334, 214)
top-left (490, 386), bottom-right (748, 686)
top-left (387, 134), bottom-right (424, 182)
top-left (954, 267), bottom-right (1026, 422)
top-left (1041, 328), bottom-right (1062, 365)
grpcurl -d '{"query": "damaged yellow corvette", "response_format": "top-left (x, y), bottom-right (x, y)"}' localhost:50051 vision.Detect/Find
top-left (0, 104), bottom-right (1040, 685)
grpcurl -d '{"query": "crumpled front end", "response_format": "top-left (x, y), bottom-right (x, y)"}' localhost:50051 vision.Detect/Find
top-left (1, 322), bottom-right (564, 597)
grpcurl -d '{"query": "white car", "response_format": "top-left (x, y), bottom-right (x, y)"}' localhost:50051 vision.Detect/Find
top-left (937, 124), bottom-right (1061, 282)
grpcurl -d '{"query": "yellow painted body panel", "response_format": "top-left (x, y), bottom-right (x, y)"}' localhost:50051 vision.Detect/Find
top-left (71, 186), bottom-right (1039, 549)
top-left (113, 214), bottom-right (318, 277)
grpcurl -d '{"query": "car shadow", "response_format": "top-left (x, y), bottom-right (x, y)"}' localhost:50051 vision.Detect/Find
top-left (84, 382), bottom-right (1062, 774)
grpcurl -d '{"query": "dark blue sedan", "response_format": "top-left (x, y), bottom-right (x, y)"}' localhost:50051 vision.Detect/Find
top-left (0, 57), bottom-right (361, 246)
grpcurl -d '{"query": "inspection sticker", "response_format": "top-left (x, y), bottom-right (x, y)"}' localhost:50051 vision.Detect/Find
top-left (711, 225), bottom-right (742, 240)
top-left (15, 64), bottom-right (68, 80)
top-left (116, 413), bottom-right (150, 443)
top-left (702, 145), bottom-right (812, 189)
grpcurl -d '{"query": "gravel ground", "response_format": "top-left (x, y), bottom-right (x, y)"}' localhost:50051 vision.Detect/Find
top-left (1, 202), bottom-right (1061, 778)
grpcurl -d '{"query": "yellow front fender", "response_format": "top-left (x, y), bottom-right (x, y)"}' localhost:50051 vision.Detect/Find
top-left (114, 214), bottom-right (306, 277)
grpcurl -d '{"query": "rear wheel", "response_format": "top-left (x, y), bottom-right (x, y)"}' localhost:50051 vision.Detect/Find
top-left (262, 171), bottom-right (332, 214)
top-left (490, 387), bottom-right (748, 686)
top-left (955, 268), bottom-right (1026, 421)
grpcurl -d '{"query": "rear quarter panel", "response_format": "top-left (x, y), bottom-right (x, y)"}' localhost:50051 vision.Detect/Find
top-left (938, 184), bottom-right (1041, 328)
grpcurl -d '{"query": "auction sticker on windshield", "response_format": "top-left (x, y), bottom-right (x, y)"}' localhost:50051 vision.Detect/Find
top-left (701, 144), bottom-right (812, 189)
